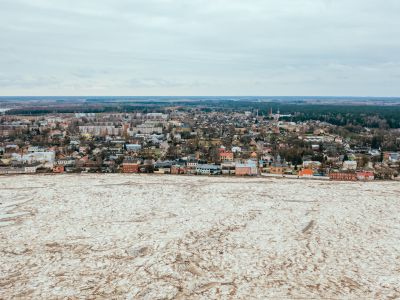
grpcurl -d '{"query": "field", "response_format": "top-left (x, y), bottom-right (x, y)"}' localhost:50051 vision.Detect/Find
top-left (1, 174), bottom-right (399, 299)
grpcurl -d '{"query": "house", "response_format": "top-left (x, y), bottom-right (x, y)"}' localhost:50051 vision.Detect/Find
top-left (384, 152), bottom-right (399, 162)
top-left (342, 160), bottom-right (357, 170)
top-left (250, 152), bottom-right (258, 160)
top-left (186, 159), bottom-right (198, 169)
top-left (5, 144), bottom-right (19, 153)
top-left (56, 157), bottom-right (76, 166)
top-left (196, 164), bottom-right (221, 175)
top-left (12, 151), bottom-right (55, 168)
top-left (24, 163), bottom-right (40, 173)
top-left (231, 146), bottom-right (242, 153)
top-left (101, 160), bottom-right (116, 173)
top-left (186, 159), bottom-right (198, 174)
top-left (235, 160), bottom-right (258, 176)
top-left (171, 164), bottom-right (186, 175)
top-left (356, 171), bottom-right (374, 181)
top-left (311, 144), bottom-right (320, 151)
top-left (139, 159), bottom-right (154, 173)
top-left (303, 161), bottom-right (322, 170)
top-left (270, 155), bottom-right (288, 175)
top-left (28, 146), bottom-right (47, 153)
top-left (154, 161), bottom-right (173, 174)
top-left (329, 172), bottom-right (357, 181)
top-left (81, 160), bottom-right (101, 172)
top-left (79, 146), bottom-right (88, 154)
top-left (53, 165), bottom-right (65, 173)
top-left (126, 144), bottom-right (142, 152)
top-left (0, 167), bottom-right (25, 175)
top-left (219, 150), bottom-right (234, 162)
top-left (221, 162), bottom-right (236, 175)
top-left (122, 158), bottom-right (140, 173)
top-left (299, 169), bottom-right (314, 177)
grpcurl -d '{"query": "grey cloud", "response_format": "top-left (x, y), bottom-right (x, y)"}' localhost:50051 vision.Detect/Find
top-left (0, 0), bottom-right (399, 96)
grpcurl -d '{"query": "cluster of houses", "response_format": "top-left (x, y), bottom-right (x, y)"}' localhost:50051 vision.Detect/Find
top-left (0, 142), bottom-right (394, 182)
top-left (1, 110), bottom-right (399, 181)
top-left (121, 156), bottom-right (259, 176)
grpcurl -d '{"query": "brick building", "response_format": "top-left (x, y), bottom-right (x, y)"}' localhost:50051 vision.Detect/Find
top-left (356, 171), bottom-right (375, 181)
top-left (299, 169), bottom-right (313, 177)
top-left (329, 172), bottom-right (357, 181)
top-left (122, 159), bottom-right (140, 173)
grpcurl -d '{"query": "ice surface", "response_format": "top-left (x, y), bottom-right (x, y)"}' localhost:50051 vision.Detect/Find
top-left (0, 174), bottom-right (399, 299)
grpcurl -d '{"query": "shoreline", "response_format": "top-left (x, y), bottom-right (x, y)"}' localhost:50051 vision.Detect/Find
top-left (1, 172), bottom-right (396, 182)
top-left (1, 174), bottom-right (399, 298)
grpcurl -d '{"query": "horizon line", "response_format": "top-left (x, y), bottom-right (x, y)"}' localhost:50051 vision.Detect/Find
top-left (1, 95), bottom-right (400, 98)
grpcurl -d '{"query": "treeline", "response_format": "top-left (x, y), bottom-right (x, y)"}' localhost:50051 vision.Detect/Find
top-left (6, 100), bottom-right (400, 128)
top-left (197, 101), bottom-right (400, 128)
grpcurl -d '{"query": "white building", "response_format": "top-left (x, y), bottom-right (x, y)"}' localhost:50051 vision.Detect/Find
top-left (12, 151), bottom-right (55, 168)
top-left (343, 160), bottom-right (357, 170)
top-left (128, 124), bottom-right (163, 135)
top-left (126, 144), bottom-right (142, 152)
top-left (196, 164), bottom-right (221, 175)
top-left (303, 161), bottom-right (322, 169)
top-left (231, 146), bottom-right (242, 153)
top-left (79, 126), bottom-right (122, 136)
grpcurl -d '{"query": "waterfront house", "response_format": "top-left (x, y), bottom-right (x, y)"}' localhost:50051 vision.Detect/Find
top-left (196, 164), bottom-right (221, 175)
top-left (329, 172), bottom-right (357, 181)
top-left (299, 169), bottom-right (314, 177)
top-left (122, 158), bottom-right (141, 173)
top-left (235, 160), bottom-right (258, 176)
top-left (270, 155), bottom-right (288, 175)
top-left (356, 171), bottom-right (375, 181)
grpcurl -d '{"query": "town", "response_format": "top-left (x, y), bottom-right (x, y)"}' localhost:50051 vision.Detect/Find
top-left (1, 99), bottom-right (400, 181)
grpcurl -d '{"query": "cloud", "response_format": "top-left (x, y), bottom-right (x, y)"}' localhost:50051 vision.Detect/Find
top-left (0, 0), bottom-right (399, 96)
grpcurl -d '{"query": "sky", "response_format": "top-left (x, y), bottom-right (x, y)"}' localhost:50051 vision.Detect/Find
top-left (0, 0), bottom-right (400, 96)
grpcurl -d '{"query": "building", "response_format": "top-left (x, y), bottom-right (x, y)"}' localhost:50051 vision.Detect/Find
top-left (146, 113), bottom-right (168, 120)
top-left (27, 146), bottom-right (47, 153)
top-left (231, 146), bottom-right (242, 153)
top-left (24, 163), bottom-right (40, 173)
top-left (128, 124), bottom-right (163, 135)
top-left (79, 125), bottom-right (122, 136)
top-left (270, 155), bottom-right (288, 175)
top-left (356, 171), bottom-right (374, 181)
top-left (53, 165), bottom-right (65, 173)
top-left (342, 160), bottom-right (357, 170)
top-left (171, 164), bottom-right (186, 175)
top-left (196, 164), bottom-right (221, 175)
top-left (311, 144), bottom-right (320, 151)
top-left (56, 157), bottom-right (76, 167)
top-left (139, 159), bottom-right (155, 173)
top-left (154, 161), bottom-right (173, 174)
top-left (185, 159), bottom-right (198, 174)
top-left (329, 172), bottom-right (357, 181)
top-left (221, 162), bottom-right (236, 175)
top-left (219, 150), bottom-right (234, 162)
top-left (12, 151), bottom-right (55, 168)
top-left (303, 161), bottom-right (322, 170)
top-left (122, 159), bottom-right (140, 173)
top-left (384, 152), bottom-right (399, 162)
top-left (126, 144), bottom-right (142, 152)
top-left (235, 160), bottom-right (258, 176)
top-left (299, 169), bottom-right (314, 177)
top-left (0, 167), bottom-right (25, 175)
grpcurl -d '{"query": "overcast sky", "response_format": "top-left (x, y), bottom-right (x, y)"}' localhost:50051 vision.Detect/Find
top-left (0, 0), bottom-right (399, 96)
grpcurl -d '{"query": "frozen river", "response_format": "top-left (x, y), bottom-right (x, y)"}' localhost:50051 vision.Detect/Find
top-left (1, 174), bottom-right (399, 299)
